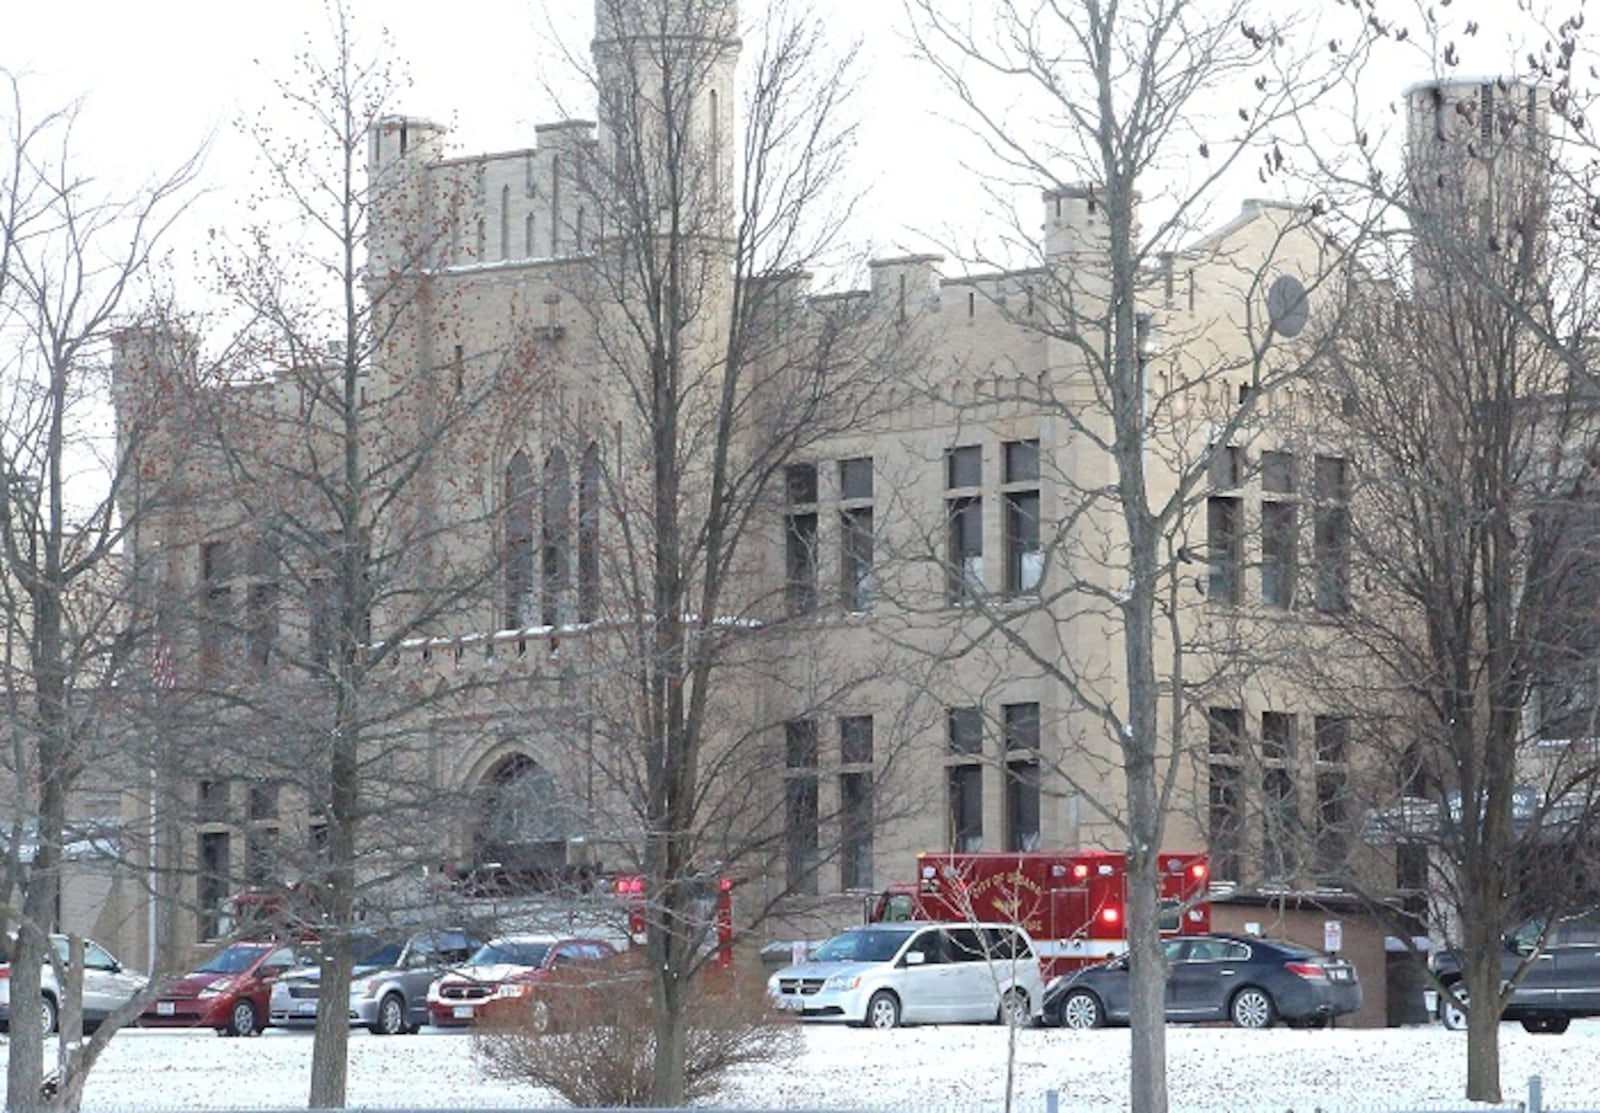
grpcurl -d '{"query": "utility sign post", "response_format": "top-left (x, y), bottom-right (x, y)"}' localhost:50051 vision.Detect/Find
top-left (1324, 920), bottom-right (1343, 954)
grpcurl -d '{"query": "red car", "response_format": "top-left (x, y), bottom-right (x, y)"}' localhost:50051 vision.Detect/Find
top-left (140, 941), bottom-right (302, 1036)
top-left (424, 934), bottom-right (618, 1028)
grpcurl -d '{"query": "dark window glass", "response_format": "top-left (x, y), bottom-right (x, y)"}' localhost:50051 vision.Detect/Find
top-left (1004, 492), bottom-right (1041, 595)
top-left (840, 715), bottom-right (873, 764)
top-left (1004, 439), bottom-right (1039, 484)
top-left (785, 776), bottom-right (819, 894)
top-left (948, 707), bottom-right (983, 756)
top-left (839, 457), bottom-right (873, 501)
top-left (1005, 760), bottom-right (1041, 851)
top-left (947, 445), bottom-right (982, 489)
top-left (840, 772), bottom-right (873, 890)
top-left (947, 497), bottom-right (983, 603)
top-left (786, 513), bottom-right (819, 613)
top-left (786, 463), bottom-right (818, 505)
top-left (1261, 500), bottom-right (1297, 609)
top-left (949, 764), bottom-right (983, 851)
top-left (1003, 702), bottom-right (1040, 751)
top-left (1261, 451), bottom-right (1294, 495)
top-left (840, 507), bottom-right (874, 612)
top-left (785, 719), bottom-right (817, 769)
top-left (1208, 496), bottom-right (1242, 604)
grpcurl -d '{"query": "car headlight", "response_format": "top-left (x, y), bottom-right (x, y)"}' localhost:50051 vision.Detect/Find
top-left (822, 973), bottom-right (861, 991)
top-left (1045, 975), bottom-right (1064, 993)
top-left (197, 978), bottom-right (232, 999)
top-left (495, 982), bottom-right (533, 999)
top-left (353, 979), bottom-right (379, 999)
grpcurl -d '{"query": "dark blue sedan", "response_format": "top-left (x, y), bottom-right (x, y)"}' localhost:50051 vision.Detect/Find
top-left (1043, 933), bottom-right (1361, 1029)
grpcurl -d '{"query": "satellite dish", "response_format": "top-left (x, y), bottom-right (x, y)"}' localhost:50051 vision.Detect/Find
top-left (1266, 274), bottom-right (1309, 338)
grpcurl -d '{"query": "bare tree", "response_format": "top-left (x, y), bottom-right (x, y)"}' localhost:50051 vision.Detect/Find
top-left (0, 69), bottom-right (199, 1111)
top-left (542, 0), bottom-right (909, 1102)
top-left (111, 7), bottom-right (543, 1106)
top-left (1306, 66), bottom-right (1600, 1101)
top-left (894, 3), bottom-right (1385, 1110)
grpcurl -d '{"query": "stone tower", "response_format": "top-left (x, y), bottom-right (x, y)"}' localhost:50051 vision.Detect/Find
top-left (591, 0), bottom-right (740, 239)
top-left (1405, 78), bottom-right (1550, 278)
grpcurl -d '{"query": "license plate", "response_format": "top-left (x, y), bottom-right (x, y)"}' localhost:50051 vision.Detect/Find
top-left (156, 1002), bottom-right (175, 1016)
top-left (297, 1003), bottom-right (316, 1015)
top-left (452, 1005), bottom-right (475, 1019)
top-left (1330, 969), bottom-right (1350, 982)
top-left (776, 996), bottom-right (802, 1011)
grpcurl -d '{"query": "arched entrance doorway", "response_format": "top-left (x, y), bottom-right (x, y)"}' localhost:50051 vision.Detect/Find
top-left (469, 754), bottom-right (572, 893)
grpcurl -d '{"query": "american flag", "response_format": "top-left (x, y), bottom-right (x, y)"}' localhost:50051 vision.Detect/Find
top-left (151, 635), bottom-right (176, 690)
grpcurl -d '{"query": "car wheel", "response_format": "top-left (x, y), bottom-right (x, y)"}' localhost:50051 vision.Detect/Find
top-left (997, 989), bottom-right (1031, 1028)
top-left (864, 990), bottom-right (901, 1030)
top-left (226, 999), bottom-right (259, 1038)
top-left (40, 995), bottom-right (58, 1037)
top-left (1058, 989), bottom-right (1105, 1030)
top-left (1521, 1016), bottom-right (1570, 1035)
top-left (372, 994), bottom-right (406, 1036)
top-left (1440, 986), bottom-right (1468, 1031)
top-left (1230, 987), bottom-right (1276, 1030)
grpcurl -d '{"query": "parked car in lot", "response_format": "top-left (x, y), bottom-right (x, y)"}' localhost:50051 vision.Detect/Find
top-left (1431, 913), bottom-right (1600, 1034)
top-left (424, 934), bottom-right (619, 1028)
top-left (271, 929), bottom-right (482, 1034)
top-left (1043, 933), bottom-right (1361, 1030)
top-left (0, 935), bottom-right (147, 1035)
top-left (140, 940), bottom-right (305, 1037)
top-left (766, 922), bottom-right (1044, 1029)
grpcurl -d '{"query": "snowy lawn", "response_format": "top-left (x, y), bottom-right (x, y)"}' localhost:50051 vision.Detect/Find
top-left (6, 1019), bottom-right (1598, 1112)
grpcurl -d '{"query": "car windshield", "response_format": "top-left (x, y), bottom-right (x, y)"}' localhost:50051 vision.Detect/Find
top-left (356, 941), bottom-right (403, 967)
top-left (469, 940), bottom-right (552, 968)
top-left (198, 945), bottom-right (269, 975)
top-left (810, 929), bottom-right (912, 963)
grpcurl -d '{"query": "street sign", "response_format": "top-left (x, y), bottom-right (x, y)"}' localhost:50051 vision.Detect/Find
top-left (1325, 920), bottom-right (1343, 953)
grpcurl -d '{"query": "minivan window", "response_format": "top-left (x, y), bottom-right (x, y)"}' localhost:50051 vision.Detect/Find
top-left (947, 928), bottom-right (986, 962)
top-left (811, 928), bottom-right (912, 963)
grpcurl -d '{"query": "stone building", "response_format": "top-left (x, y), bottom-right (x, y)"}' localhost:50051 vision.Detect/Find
top-left (85, 2), bottom-right (1574, 1027)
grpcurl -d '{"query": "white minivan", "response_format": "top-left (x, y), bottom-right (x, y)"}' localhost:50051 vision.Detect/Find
top-left (767, 921), bottom-right (1043, 1029)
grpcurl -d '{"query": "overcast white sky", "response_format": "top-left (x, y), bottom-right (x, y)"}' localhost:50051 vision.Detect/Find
top-left (5, 0), bottom-right (1572, 282)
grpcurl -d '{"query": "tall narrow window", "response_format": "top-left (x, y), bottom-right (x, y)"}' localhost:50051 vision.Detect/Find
top-left (785, 720), bottom-right (819, 894)
top-left (1003, 439), bottom-right (1041, 595)
top-left (1260, 451), bottom-right (1297, 609)
top-left (1314, 715), bottom-right (1351, 881)
top-left (505, 450), bottom-right (535, 629)
top-left (525, 213), bottom-right (535, 257)
top-left (198, 831), bottom-right (230, 940)
top-left (947, 707), bottom-right (984, 851)
top-left (1003, 701), bottom-right (1041, 851)
top-left (549, 155), bottom-right (561, 254)
top-left (1208, 708), bottom-right (1243, 882)
top-left (1261, 711), bottom-right (1298, 881)
top-left (1207, 445), bottom-right (1243, 604)
top-left (1314, 455), bottom-right (1350, 613)
top-left (200, 540), bottom-right (234, 677)
top-left (709, 88), bottom-right (721, 202)
top-left (785, 463), bottom-right (819, 614)
top-left (839, 715), bottom-right (874, 890)
top-left (947, 444), bottom-right (984, 605)
top-left (839, 457), bottom-right (873, 612)
top-left (500, 184), bottom-right (511, 259)
top-left (542, 448), bottom-right (571, 627)
top-left (577, 443), bottom-right (601, 623)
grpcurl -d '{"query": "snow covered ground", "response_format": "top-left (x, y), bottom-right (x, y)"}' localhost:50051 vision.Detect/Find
top-left (9, 1019), bottom-right (1600, 1112)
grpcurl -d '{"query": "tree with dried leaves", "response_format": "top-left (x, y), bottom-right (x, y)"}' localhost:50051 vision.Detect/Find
top-left (0, 69), bottom-right (199, 1112)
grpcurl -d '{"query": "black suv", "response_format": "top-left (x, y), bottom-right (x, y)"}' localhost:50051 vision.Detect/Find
top-left (1432, 914), bottom-right (1600, 1034)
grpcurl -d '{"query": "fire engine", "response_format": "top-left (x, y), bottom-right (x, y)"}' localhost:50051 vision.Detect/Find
top-left (864, 850), bottom-right (1210, 977)
top-left (613, 872), bottom-right (737, 968)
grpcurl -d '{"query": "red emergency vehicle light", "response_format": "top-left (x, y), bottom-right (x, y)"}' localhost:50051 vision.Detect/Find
top-left (616, 876), bottom-right (645, 895)
top-left (1072, 864), bottom-right (1089, 880)
top-left (1101, 906), bottom-right (1120, 925)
